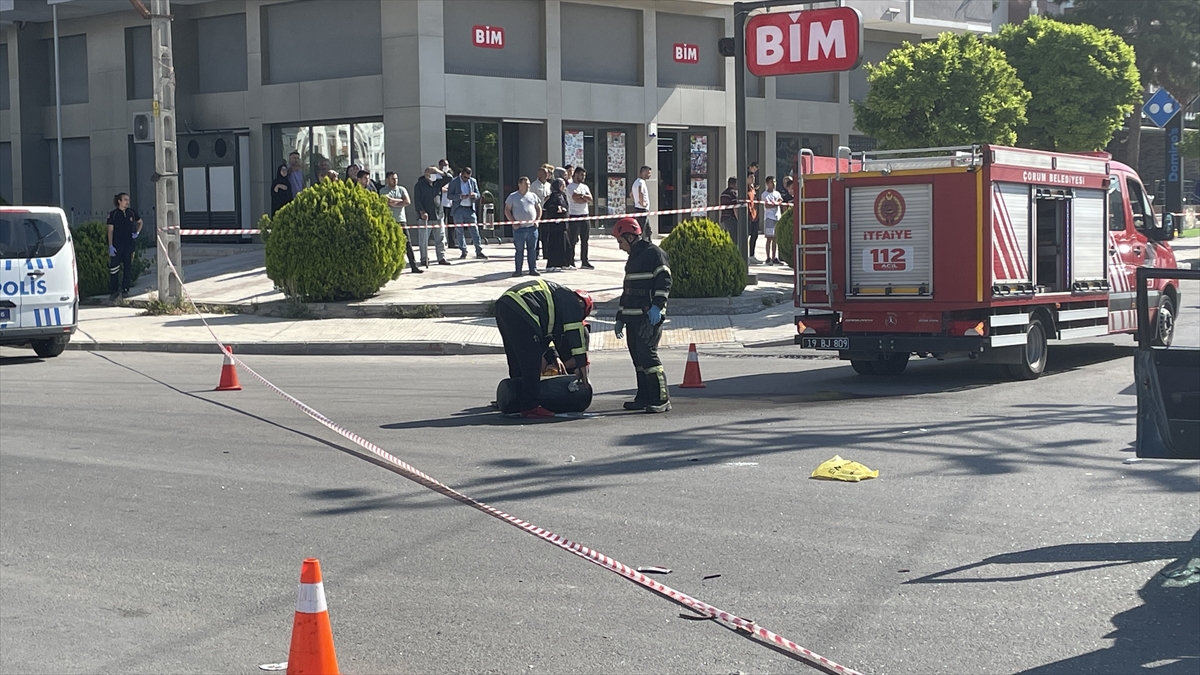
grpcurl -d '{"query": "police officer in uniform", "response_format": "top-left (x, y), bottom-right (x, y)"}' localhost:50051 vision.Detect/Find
top-left (612, 217), bottom-right (672, 413)
top-left (494, 278), bottom-right (593, 418)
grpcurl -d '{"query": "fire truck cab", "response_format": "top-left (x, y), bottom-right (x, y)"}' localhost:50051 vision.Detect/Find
top-left (793, 144), bottom-right (1180, 379)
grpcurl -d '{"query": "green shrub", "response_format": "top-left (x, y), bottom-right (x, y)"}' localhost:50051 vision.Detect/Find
top-left (776, 206), bottom-right (794, 269)
top-left (264, 178), bottom-right (407, 301)
top-left (660, 218), bottom-right (746, 298)
top-left (71, 220), bottom-right (148, 297)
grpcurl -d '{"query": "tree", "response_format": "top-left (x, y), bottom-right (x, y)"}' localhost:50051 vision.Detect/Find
top-left (993, 17), bottom-right (1140, 152)
top-left (852, 32), bottom-right (1029, 150)
top-left (1067, 0), bottom-right (1200, 169)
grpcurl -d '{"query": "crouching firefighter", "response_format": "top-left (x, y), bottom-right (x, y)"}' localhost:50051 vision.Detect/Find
top-left (494, 278), bottom-right (593, 418)
top-left (612, 217), bottom-right (672, 413)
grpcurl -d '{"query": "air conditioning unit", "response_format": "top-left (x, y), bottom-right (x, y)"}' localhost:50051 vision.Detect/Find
top-left (133, 113), bottom-right (155, 144)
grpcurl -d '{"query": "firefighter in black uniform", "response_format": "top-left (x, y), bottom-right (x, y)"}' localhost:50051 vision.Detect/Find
top-left (612, 217), bottom-right (672, 413)
top-left (494, 278), bottom-right (593, 418)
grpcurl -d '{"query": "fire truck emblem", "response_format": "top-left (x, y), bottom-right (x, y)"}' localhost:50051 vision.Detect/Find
top-left (874, 189), bottom-right (906, 227)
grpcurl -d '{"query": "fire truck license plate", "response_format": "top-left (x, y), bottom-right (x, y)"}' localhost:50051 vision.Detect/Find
top-left (802, 337), bottom-right (849, 350)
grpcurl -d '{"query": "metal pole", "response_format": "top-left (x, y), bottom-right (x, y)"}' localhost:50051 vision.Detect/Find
top-left (53, 4), bottom-right (64, 210)
top-left (734, 2), bottom-right (748, 265)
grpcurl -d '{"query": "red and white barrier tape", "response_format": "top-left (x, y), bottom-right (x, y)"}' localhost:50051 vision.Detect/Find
top-left (151, 235), bottom-right (863, 675)
top-left (172, 202), bottom-right (759, 236)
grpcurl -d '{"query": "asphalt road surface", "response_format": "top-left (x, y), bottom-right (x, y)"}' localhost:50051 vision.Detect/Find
top-left (2, 323), bottom-right (1198, 673)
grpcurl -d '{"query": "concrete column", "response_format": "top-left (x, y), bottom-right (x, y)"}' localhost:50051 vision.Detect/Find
top-left (544, 1), bottom-right (562, 165)
top-left (86, 18), bottom-right (132, 220)
top-left (838, 71), bottom-right (853, 147)
top-left (246, 1), bottom-right (266, 224)
top-left (13, 24), bottom-right (50, 205)
top-left (764, 75), bottom-right (777, 178)
top-left (382, 0), bottom-right (446, 185)
top-left (641, 7), bottom-right (659, 230)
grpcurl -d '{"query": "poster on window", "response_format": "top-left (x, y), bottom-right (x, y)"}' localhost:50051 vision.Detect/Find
top-left (606, 132), bottom-right (626, 174)
top-left (564, 131), bottom-right (585, 169)
top-left (607, 177), bottom-right (626, 214)
top-left (689, 135), bottom-right (708, 176)
top-left (690, 178), bottom-right (708, 216)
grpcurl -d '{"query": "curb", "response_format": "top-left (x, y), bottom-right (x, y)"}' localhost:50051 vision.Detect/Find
top-left (121, 291), bottom-right (792, 320)
top-left (66, 340), bottom-right (507, 356)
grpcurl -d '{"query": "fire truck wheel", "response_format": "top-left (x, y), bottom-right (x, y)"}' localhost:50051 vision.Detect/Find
top-left (850, 360), bottom-right (878, 375)
top-left (1152, 296), bottom-right (1175, 347)
top-left (873, 353), bottom-right (910, 376)
top-left (1004, 317), bottom-right (1048, 380)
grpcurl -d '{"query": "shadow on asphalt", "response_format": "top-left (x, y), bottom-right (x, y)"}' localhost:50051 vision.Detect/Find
top-left (0, 354), bottom-right (44, 366)
top-left (686, 342), bottom-right (1135, 404)
top-left (912, 530), bottom-right (1200, 675)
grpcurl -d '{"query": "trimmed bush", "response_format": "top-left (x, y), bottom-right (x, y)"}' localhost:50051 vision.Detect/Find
top-left (72, 220), bottom-right (148, 297)
top-left (776, 206), bottom-right (795, 269)
top-left (660, 218), bottom-right (746, 298)
top-left (264, 178), bottom-right (407, 301)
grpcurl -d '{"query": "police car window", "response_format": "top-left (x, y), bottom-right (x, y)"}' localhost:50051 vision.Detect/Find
top-left (0, 214), bottom-right (68, 259)
top-left (1126, 177), bottom-right (1157, 231)
top-left (1107, 177), bottom-right (1128, 232)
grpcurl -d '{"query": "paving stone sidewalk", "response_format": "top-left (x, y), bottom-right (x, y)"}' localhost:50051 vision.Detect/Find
top-left (126, 235), bottom-right (794, 318)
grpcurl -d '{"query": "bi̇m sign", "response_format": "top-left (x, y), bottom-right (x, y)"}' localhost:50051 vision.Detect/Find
top-left (745, 6), bottom-right (863, 77)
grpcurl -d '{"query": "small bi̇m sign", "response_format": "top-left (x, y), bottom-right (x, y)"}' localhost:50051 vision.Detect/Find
top-left (673, 43), bottom-right (699, 64)
top-left (472, 25), bottom-right (504, 49)
top-left (745, 6), bottom-right (863, 76)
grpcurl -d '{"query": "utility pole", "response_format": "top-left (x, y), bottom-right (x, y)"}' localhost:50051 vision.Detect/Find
top-left (136, 0), bottom-right (183, 303)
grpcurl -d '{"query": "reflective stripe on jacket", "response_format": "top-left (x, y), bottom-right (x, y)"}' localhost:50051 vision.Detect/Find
top-left (617, 240), bottom-right (671, 319)
top-left (500, 279), bottom-right (589, 357)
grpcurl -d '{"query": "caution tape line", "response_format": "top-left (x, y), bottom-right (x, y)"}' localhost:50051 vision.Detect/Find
top-left (152, 235), bottom-right (862, 675)
top-left (171, 202), bottom-right (765, 236)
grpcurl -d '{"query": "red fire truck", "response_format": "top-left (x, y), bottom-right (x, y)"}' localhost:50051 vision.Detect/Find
top-left (793, 144), bottom-right (1180, 379)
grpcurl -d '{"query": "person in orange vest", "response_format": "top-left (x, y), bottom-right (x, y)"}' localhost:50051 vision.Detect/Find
top-left (612, 217), bottom-right (672, 413)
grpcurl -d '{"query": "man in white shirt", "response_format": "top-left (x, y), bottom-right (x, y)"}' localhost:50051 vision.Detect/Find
top-left (629, 165), bottom-right (652, 241)
top-left (530, 165), bottom-right (553, 202)
top-left (566, 167), bottom-right (594, 269)
top-left (762, 175), bottom-right (784, 266)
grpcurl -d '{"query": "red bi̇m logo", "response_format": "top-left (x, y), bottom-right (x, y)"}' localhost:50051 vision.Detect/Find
top-left (673, 43), bottom-right (699, 64)
top-left (472, 25), bottom-right (504, 49)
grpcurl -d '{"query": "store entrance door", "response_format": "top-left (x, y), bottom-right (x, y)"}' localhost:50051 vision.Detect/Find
top-left (657, 134), bottom-right (677, 234)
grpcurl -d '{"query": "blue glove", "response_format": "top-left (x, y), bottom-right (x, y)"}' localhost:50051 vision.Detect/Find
top-left (648, 305), bottom-right (663, 326)
top-left (108, 244), bottom-right (117, 257)
top-left (132, 232), bottom-right (139, 240)
top-left (614, 319), bottom-right (625, 339)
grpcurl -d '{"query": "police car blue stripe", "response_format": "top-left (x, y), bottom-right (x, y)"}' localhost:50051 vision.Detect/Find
top-left (33, 309), bottom-right (42, 327)
top-left (3, 260), bottom-right (10, 270)
top-left (54, 308), bottom-right (62, 325)
top-left (45, 259), bottom-right (53, 269)
top-left (26, 260), bottom-right (33, 270)
top-left (35, 258), bottom-right (44, 269)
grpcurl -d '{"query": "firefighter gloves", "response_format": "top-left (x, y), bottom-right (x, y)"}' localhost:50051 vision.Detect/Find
top-left (649, 306), bottom-right (663, 326)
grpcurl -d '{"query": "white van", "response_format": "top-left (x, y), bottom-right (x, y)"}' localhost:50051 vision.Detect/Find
top-left (0, 206), bottom-right (78, 357)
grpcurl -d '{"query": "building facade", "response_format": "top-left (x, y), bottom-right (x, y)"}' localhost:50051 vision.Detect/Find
top-left (1, 0), bottom-right (1020, 232)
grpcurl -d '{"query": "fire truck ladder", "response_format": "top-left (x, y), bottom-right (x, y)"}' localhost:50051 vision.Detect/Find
top-left (795, 147), bottom-right (839, 309)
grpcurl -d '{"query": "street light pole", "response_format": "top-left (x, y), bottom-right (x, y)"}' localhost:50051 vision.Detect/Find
top-left (52, 3), bottom-right (64, 212)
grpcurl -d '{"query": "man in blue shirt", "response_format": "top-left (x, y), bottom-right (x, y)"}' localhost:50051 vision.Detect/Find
top-left (447, 166), bottom-right (487, 260)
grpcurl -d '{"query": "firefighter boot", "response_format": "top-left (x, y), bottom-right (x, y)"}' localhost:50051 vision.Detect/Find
top-left (644, 365), bottom-right (671, 414)
top-left (623, 369), bottom-right (650, 410)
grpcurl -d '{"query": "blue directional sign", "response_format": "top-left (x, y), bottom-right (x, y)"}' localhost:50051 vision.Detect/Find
top-left (1143, 88), bottom-right (1181, 128)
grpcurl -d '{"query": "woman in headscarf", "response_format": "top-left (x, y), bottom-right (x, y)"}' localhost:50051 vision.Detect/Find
top-left (271, 163), bottom-right (293, 215)
top-left (541, 178), bottom-right (571, 271)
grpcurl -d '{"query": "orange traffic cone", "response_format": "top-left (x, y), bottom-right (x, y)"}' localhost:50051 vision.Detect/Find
top-left (680, 343), bottom-right (706, 388)
top-left (214, 345), bottom-right (242, 391)
top-left (286, 558), bottom-right (339, 675)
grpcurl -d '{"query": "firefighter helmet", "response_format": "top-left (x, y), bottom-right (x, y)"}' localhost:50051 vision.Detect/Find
top-left (612, 217), bottom-right (641, 239)
top-left (574, 289), bottom-right (594, 317)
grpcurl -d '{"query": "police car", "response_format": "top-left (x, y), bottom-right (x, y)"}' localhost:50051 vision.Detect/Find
top-left (0, 206), bottom-right (78, 357)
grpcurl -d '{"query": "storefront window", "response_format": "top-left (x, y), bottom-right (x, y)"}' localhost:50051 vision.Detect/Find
top-left (272, 121), bottom-right (385, 188)
top-left (563, 125), bottom-right (635, 217)
top-left (776, 133), bottom-right (833, 179)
